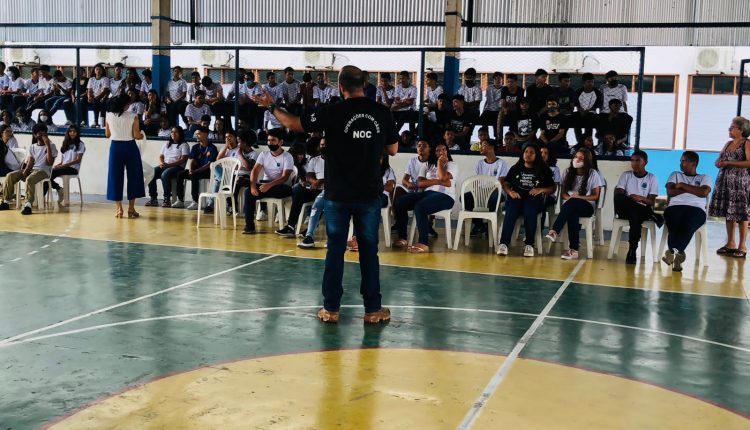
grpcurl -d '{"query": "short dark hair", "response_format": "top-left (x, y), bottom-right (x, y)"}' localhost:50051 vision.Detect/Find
top-left (284, 66), bottom-right (294, 73)
top-left (605, 70), bottom-right (618, 78)
top-left (114, 62), bottom-right (124, 69)
top-left (194, 90), bottom-right (206, 98)
top-left (201, 76), bottom-right (212, 86)
top-left (451, 94), bottom-right (465, 102)
top-left (683, 151), bottom-right (699, 165)
top-left (582, 72), bottom-right (594, 82)
top-left (559, 72), bottom-right (571, 80)
top-left (267, 128), bottom-right (285, 140)
top-left (245, 71), bottom-right (255, 80)
top-left (399, 70), bottom-right (410, 78)
top-left (239, 129), bottom-right (258, 145)
top-left (302, 72), bottom-right (312, 82)
top-left (195, 125), bottom-right (210, 134)
top-left (506, 73), bottom-right (518, 81)
top-left (381, 72), bottom-right (392, 81)
top-left (608, 98), bottom-right (623, 106)
top-left (535, 68), bottom-right (548, 77)
top-left (142, 69), bottom-right (152, 78)
top-left (437, 93), bottom-right (447, 100)
top-left (171, 65), bottom-right (181, 71)
top-left (546, 95), bottom-right (559, 103)
top-left (338, 65), bottom-right (365, 94)
top-left (478, 126), bottom-right (489, 133)
top-left (53, 70), bottom-right (63, 78)
top-left (266, 71), bottom-right (276, 79)
top-left (40, 65), bottom-right (50, 72)
top-left (191, 71), bottom-right (200, 78)
top-left (426, 72), bottom-right (438, 81)
top-left (493, 71), bottom-right (503, 78)
top-left (224, 129), bottom-right (237, 137)
top-left (632, 150), bottom-right (648, 162)
top-left (464, 67), bottom-right (477, 76)
top-left (200, 114), bottom-right (211, 122)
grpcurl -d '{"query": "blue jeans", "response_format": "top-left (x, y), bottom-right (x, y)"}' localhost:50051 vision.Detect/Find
top-left (499, 195), bottom-right (545, 246)
top-left (551, 198), bottom-right (594, 250)
top-left (45, 96), bottom-right (68, 116)
top-left (322, 197), bottom-right (382, 313)
top-left (148, 165), bottom-right (184, 199)
top-left (394, 191), bottom-right (455, 245)
top-left (305, 191), bottom-right (326, 237)
top-left (665, 205), bottom-right (706, 252)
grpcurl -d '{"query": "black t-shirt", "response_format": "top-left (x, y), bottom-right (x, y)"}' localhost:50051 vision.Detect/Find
top-left (505, 163), bottom-right (555, 198)
top-left (447, 110), bottom-right (475, 134)
top-left (596, 112), bottom-right (633, 140)
top-left (509, 111), bottom-right (538, 139)
top-left (525, 83), bottom-right (555, 114)
top-left (301, 97), bottom-right (397, 202)
top-left (500, 86), bottom-right (524, 111)
top-left (540, 113), bottom-right (568, 141)
top-left (555, 86), bottom-right (577, 113)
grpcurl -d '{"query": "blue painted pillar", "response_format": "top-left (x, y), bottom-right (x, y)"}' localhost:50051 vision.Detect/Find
top-left (443, 0), bottom-right (462, 97)
top-left (151, 0), bottom-right (171, 97)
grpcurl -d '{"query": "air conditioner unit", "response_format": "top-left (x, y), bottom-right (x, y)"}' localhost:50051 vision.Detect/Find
top-left (303, 51), bottom-right (334, 69)
top-left (200, 50), bottom-right (218, 66)
top-left (695, 47), bottom-right (735, 74)
top-left (425, 52), bottom-right (445, 70)
top-left (549, 51), bottom-right (584, 72)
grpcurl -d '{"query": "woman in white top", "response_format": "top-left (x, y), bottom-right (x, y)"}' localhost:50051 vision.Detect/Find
top-left (393, 141), bottom-right (459, 253)
top-left (0, 124), bottom-right (21, 177)
top-left (546, 148), bottom-right (604, 260)
top-left (146, 125), bottom-right (189, 207)
top-left (105, 93), bottom-right (145, 218)
top-left (50, 124), bottom-right (86, 204)
top-left (86, 64), bottom-right (111, 128)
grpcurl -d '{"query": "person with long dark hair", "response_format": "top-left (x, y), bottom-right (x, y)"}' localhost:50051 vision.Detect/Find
top-left (85, 63), bottom-right (111, 128)
top-left (0, 124), bottom-right (21, 178)
top-left (497, 143), bottom-right (556, 257)
top-left (50, 125), bottom-right (86, 204)
top-left (146, 126), bottom-right (189, 207)
top-left (393, 141), bottom-right (458, 253)
top-left (105, 93), bottom-right (145, 218)
top-left (546, 148), bottom-right (604, 260)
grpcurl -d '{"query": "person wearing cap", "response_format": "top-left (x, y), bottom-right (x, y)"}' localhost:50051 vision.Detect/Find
top-left (525, 68), bottom-right (555, 116)
top-left (601, 70), bottom-right (628, 113)
top-left (458, 67), bottom-right (482, 117)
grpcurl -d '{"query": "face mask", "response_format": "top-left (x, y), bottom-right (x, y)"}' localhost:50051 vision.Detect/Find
top-left (547, 107), bottom-right (559, 114)
top-left (608, 80), bottom-right (618, 87)
top-left (267, 144), bottom-right (279, 152)
top-left (40, 115), bottom-right (49, 122)
top-left (572, 159), bottom-right (584, 169)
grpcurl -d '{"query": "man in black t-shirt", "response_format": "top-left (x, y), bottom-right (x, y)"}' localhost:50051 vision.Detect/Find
top-left (508, 97), bottom-right (538, 149)
top-left (255, 65), bottom-right (397, 325)
top-left (539, 96), bottom-right (569, 154)
top-left (525, 69), bottom-right (555, 116)
top-left (446, 94), bottom-right (475, 151)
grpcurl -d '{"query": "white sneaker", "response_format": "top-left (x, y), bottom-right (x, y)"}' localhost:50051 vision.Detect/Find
top-left (523, 245), bottom-right (535, 257)
top-left (256, 210), bottom-right (268, 221)
top-left (497, 244), bottom-right (508, 256)
top-left (186, 201), bottom-right (199, 210)
top-left (56, 189), bottom-right (65, 204)
top-left (561, 249), bottom-right (579, 260)
top-left (171, 200), bottom-right (185, 209)
top-left (545, 231), bottom-right (557, 242)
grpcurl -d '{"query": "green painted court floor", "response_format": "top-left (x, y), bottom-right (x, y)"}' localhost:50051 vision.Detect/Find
top-left (0, 231), bottom-right (748, 428)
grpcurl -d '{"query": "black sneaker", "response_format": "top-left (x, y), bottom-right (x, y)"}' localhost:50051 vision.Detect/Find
top-left (625, 247), bottom-right (637, 265)
top-left (275, 225), bottom-right (296, 238)
top-left (242, 223), bottom-right (256, 235)
top-left (298, 235), bottom-right (315, 249)
top-left (672, 251), bottom-right (686, 272)
top-left (21, 205), bottom-right (32, 215)
top-left (429, 227), bottom-right (438, 239)
top-left (0, 202), bottom-right (9, 211)
top-left (652, 213), bottom-right (664, 228)
top-left (203, 205), bottom-right (214, 214)
top-left (144, 198), bottom-right (159, 207)
top-left (470, 224), bottom-right (487, 237)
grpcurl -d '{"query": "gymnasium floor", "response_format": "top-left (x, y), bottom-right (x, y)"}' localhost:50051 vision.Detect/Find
top-left (0, 200), bottom-right (748, 429)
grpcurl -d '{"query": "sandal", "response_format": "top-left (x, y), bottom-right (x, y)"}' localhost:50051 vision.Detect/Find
top-left (393, 239), bottom-right (408, 248)
top-left (717, 246), bottom-right (736, 255)
top-left (127, 209), bottom-right (140, 219)
top-left (407, 244), bottom-right (430, 254)
top-left (115, 207), bottom-right (124, 218)
top-left (731, 249), bottom-right (747, 259)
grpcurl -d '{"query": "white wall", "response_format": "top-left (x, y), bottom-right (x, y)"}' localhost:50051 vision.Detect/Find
top-left (13, 133), bottom-right (630, 229)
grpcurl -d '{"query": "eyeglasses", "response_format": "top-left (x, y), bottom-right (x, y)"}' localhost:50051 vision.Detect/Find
top-left (729, 126), bottom-right (738, 131)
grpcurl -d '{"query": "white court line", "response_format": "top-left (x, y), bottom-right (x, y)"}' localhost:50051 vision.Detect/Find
top-left (10, 257), bottom-right (21, 262)
top-left (27, 251), bottom-right (38, 256)
top-left (41, 244), bottom-right (50, 249)
top-left (0, 254), bottom-right (278, 345)
top-left (51, 239), bottom-right (59, 243)
top-left (456, 258), bottom-right (587, 430)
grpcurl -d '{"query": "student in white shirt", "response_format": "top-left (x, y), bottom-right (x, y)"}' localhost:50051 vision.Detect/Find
top-left (238, 71), bottom-right (263, 129)
top-left (126, 88), bottom-right (145, 117)
top-left (44, 70), bottom-right (73, 118)
top-left (393, 139), bottom-right (431, 207)
top-left (242, 128), bottom-right (294, 234)
top-left (466, 139), bottom-right (508, 236)
top-left (424, 72), bottom-right (443, 112)
top-left (142, 90), bottom-right (164, 136)
top-left (480, 72), bottom-right (504, 139)
top-left (15, 67), bottom-right (42, 112)
top-left (0, 66), bottom-right (24, 114)
top-left (26, 66), bottom-right (52, 111)
top-left (546, 148), bottom-right (604, 260)
top-left (601, 70), bottom-right (628, 113)
top-left (186, 71), bottom-right (203, 102)
top-left (11, 107), bottom-right (36, 132)
top-left (36, 109), bottom-right (57, 132)
top-left (233, 128), bottom-right (259, 206)
top-left (109, 63), bottom-right (125, 99)
top-left (85, 64), bottom-right (111, 127)
top-left (276, 137), bottom-right (324, 238)
top-left (313, 73), bottom-right (335, 106)
top-left (393, 141), bottom-right (459, 253)
top-left (280, 66), bottom-right (302, 115)
top-left (139, 69), bottom-right (153, 101)
top-left (0, 124), bottom-right (58, 215)
top-left (146, 125), bottom-right (189, 207)
top-left (157, 117), bottom-right (172, 137)
top-left (0, 125), bottom-right (21, 178)
top-left (49, 125), bottom-right (85, 204)
top-left (201, 75), bottom-right (227, 121)
top-left (391, 71), bottom-right (418, 133)
top-left (458, 67), bottom-right (482, 117)
top-left (258, 71), bottom-right (284, 105)
top-left (184, 90), bottom-right (212, 133)
top-left (375, 73), bottom-right (395, 108)
top-left (297, 139), bottom-right (327, 249)
top-left (614, 150), bottom-right (662, 264)
top-left (164, 66), bottom-right (188, 127)
top-left (0, 62), bottom-right (8, 93)
top-left (662, 151), bottom-right (712, 271)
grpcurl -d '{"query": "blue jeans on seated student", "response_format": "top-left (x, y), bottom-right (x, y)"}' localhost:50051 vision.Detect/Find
top-left (664, 205), bottom-right (706, 252)
top-left (45, 96), bottom-right (68, 117)
top-left (305, 191), bottom-right (326, 237)
top-left (148, 165), bottom-right (184, 200)
top-left (394, 190), bottom-right (455, 245)
top-left (551, 198), bottom-right (594, 250)
top-left (322, 197), bottom-right (382, 313)
top-left (243, 183), bottom-right (292, 223)
top-left (499, 195), bottom-right (545, 246)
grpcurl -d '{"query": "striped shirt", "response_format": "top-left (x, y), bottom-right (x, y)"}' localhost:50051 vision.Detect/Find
top-left (425, 85), bottom-right (443, 105)
top-left (458, 85), bottom-right (482, 104)
top-left (184, 103), bottom-right (212, 123)
top-left (281, 79), bottom-right (301, 105)
top-left (167, 79), bottom-right (188, 101)
top-left (484, 85), bottom-right (503, 111)
top-left (600, 84), bottom-right (628, 113)
top-left (313, 85), bottom-right (335, 104)
top-left (394, 85), bottom-right (417, 111)
top-left (263, 83), bottom-right (284, 104)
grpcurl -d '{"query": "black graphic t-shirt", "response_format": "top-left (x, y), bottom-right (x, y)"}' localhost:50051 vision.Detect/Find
top-left (301, 97), bottom-right (398, 202)
top-left (505, 163), bottom-right (554, 198)
top-left (539, 113), bottom-right (569, 153)
top-left (500, 86), bottom-right (524, 111)
top-left (509, 111), bottom-right (538, 140)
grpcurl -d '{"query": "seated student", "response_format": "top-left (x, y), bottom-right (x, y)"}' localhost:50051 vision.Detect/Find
top-left (125, 88), bottom-right (145, 117)
top-left (298, 139), bottom-right (326, 249)
top-left (347, 151), bottom-right (397, 252)
top-left (184, 90), bottom-right (212, 134)
top-left (204, 129), bottom-right (241, 214)
top-left (393, 139), bottom-right (430, 206)
top-left (276, 137), bottom-right (323, 237)
top-left (139, 70), bottom-right (153, 100)
top-left (242, 128), bottom-right (294, 234)
top-left (1, 110), bottom-right (13, 128)
top-left (398, 130), bottom-right (415, 151)
top-left (509, 97), bottom-right (538, 149)
top-left (0, 124), bottom-right (58, 215)
top-left (596, 98), bottom-right (632, 150)
top-left (391, 71), bottom-right (418, 133)
top-left (0, 125), bottom-right (21, 178)
top-left (458, 67), bottom-right (482, 117)
top-left (209, 117), bottom-right (226, 141)
top-left (470, 126), bottom-right (494, 152)
top-left (36, 109), bottom-right (57, 132)
top-left (545, 148), bottom-right (604, 260)
top-left (614, 150), bottom-right (662, 264)
top-left (173, 126), bottom-right (218, 210)
top-left (467, 139), bottom-right (509, 236)
top-left (186, 71), bottom-right (203, 103)
top-left (662, 151), bottom-right (712, 272)
top-left (480, 72), bottom-right (503, 139)
top-left (425, 93), bottom-right (450, 143)
top-left (49, 124), bottom-right (85, 204)
top-left (142, 90), bottom-right (164, 136)
top-left (500, 130), bottom-right (521, 154)
top-left (573, 72), bottom-right (603, 144)
top-left (569, 134), bottom-right (600, 169)
top-left (496, 143), bottom-right (556, 257)
top-left (540, 146), bottom-right (561, 226)
top-left (164, 66), bottom-right (188, 127)
top-left (44, 71), bottom-right (72, 119)
top-left (376, 73), bottom-right (395, 109)
top-left (0, 66), bottom-right (24, 113)
top-left (280, 67), bottom-right (302, 115)
top-left (538, 96), bottom-right (569, 154)
top-left (232, 128), bottom-right (260, 209)
top-left (313, 73), bottom-right (335, 107)
top-left (146, 125), bottom-right (189, 207)
top-left (393, 141), bottom-right (458, 253)
top-left (599, 131), bottom-right (624, 156)
top-left (11, 108), bottom-right (36, 132)
top-left (446, 94), bottom-right (475, 151)
top-left (85, 64), bottom-right (111, 128)
top-left (17, 67), bottom-right (43, 112)
top-left (202, 75), bottom-right (228, 122)
top-left (156, 116), bottom-right (172, 137)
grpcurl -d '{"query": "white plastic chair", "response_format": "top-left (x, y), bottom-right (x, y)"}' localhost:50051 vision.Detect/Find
top-left (508, 212), bottom-right (545, 255)
top-left (658, 223), bottom-right (709, 267)
top-left (60, 174), bottom-right (83, 207)
top-left (197, 157), bottom-right (241, 229)
top-left (453, 175), bottom-right (502, 250)
top-left (346, 194), bottom-right (393, 247)
top-left (295, 201), bottom-right (315, 235)
top-left (408, 208), bottom-right (453, 249)
top-left (607, 218), bottom-right (658, 262)
top-left (548, 185), bottom-right (607, 259)
top-left (257, 166), bottom-right (297, 229)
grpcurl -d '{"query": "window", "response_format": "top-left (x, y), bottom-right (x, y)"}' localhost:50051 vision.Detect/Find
top-left (714, 76), bottom-right (735, 95)
top-left (638, 75), bottom-right (654, 93)
top-left (691, 76), bottom-right (712, 94)
top-left (654, 76), bottom-right (675, 93)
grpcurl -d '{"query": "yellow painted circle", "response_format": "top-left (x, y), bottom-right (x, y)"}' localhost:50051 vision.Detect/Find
top-left (50, 349), bottom-right (748, 429)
